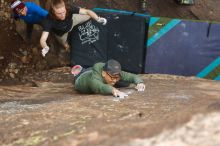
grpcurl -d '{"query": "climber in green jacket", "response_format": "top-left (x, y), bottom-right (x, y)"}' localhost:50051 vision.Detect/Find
top-left (72, 59), bottom-right (145, 98)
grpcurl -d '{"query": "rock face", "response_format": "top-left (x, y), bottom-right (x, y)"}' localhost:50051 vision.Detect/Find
top-left (128, 112), bottom-right (220, 146)
top-left (0, 73), bottom-right (220, 146)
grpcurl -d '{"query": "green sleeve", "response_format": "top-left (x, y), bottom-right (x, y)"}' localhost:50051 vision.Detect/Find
top-left (120, 71), bottom-right (143, 84)
top-left (89, 79), bottom-right (113, 95)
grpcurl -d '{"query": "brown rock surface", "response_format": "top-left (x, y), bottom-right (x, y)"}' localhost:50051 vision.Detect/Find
top-left (1, 73), bottom-right (220, 146)
top-left (128, 112), bottom-right (220, 146)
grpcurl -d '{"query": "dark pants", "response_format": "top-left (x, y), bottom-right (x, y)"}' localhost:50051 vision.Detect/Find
top-left (74, 67), bottom-right (92, 80)
top-left (26, 23), bottom-right (33, 39)
top-left (25, 22), bottom-right (43, 40)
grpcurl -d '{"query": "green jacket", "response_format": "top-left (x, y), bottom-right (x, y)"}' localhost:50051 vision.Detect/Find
top-left (74, 63), bottom-right (143, 95)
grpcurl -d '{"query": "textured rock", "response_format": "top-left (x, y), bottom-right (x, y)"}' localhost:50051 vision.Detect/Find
top-left (0, 73), bottom-right (220, 146)
top-left (127, 112), bottom-right (220, 146)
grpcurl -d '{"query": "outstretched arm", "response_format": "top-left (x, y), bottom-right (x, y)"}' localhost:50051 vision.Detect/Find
top-left (120, 71), bottom-right (145, 91)
top-left (40, 31), bottom-right (49, 48)
top-left (79, 8), bottom-right (107, 25)
top-left (79, 8), bottom-right (98, 20)
top-left (40, 31), bottom-right (50, 57)
top-left (112, 88), bottom-right (128, 98)
top-left (89, 80), bottom-right (128, 98)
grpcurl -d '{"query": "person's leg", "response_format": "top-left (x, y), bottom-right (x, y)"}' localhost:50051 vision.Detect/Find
top-left (73, 66), bottom-right (92, 79)
top-left (55, 15), bottom-right (90, 50)
top-left (73, 67), bottom-right (92, 84)
top-left (26, 23), bottom-right (33, 41)
top-left (54, 33), bottom-right (70, 51)
top-left (56, 14), bottom-right (90, 49)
